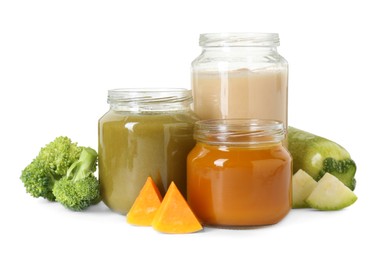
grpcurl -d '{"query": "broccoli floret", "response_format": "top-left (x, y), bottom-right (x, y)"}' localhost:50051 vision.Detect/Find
top-left (37, 136), bottom-right (83, 178)
top-left (20, 159), bottom-right (56, 201)
top-left (20, 136), bottom-right (82, 201)
top-left (53, 176), bottom-right (100, 211)
top-left (52, 147), bottom-right (100, 211)
top-left (319, 158), bottom-right (357, 191)
top-left (20, 136), bottom-right (100, 211)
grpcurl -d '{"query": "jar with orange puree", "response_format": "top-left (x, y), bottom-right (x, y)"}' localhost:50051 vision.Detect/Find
top-left (187, 119), bottom-right (292, 227)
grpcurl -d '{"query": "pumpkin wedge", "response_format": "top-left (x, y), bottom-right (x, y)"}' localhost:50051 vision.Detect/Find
top-left (127, 176), bottom-right (162, 226)
top-left (152, 182), bottom-right (203, 234)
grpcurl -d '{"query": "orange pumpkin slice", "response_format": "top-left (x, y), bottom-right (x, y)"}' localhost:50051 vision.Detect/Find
top-left (152, 182), bottom-right (203, 234)
top-left (127, 176), bottom-right (162, 226)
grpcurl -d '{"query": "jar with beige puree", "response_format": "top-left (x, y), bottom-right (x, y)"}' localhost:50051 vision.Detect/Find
top-left (191, 33), bottom-right (288, 127)
top-left (98, 89), bottom-right (198, 214)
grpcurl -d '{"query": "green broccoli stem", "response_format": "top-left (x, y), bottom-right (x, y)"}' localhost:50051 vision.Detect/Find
top-left (66, 147), bottom-right (98, 182)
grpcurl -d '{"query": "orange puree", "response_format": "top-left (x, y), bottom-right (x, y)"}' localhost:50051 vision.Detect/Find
top-left (187, 142), bottom-right (292, 227)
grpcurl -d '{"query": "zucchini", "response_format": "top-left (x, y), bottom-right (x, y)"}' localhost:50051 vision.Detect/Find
top-left (288, 127), bottom-right (356, 190)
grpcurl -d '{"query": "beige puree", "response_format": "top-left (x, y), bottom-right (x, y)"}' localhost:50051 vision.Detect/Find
top-left (192, 68), bottom-right (288, 127)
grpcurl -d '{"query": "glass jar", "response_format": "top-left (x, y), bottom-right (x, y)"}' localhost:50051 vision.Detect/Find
top-left (191, 33), bottom-right (288, 128)
top-left (98, 88), bottom-right (198, 214)
top-left (187, 119), bottom-right (292, 227)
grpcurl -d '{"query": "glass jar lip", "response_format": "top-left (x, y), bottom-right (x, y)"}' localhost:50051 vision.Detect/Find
top-left (107, 88), bottom-right (192, 104)
top-left (194, 119), bottom-right (285, 145)
top-left (199, 32), bottom-right (280, 47)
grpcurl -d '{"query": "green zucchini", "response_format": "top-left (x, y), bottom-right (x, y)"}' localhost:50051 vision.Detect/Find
top-left (288, 127), bottom-right (356, 190)
top-left (306, 173), bottom-right (357, 210)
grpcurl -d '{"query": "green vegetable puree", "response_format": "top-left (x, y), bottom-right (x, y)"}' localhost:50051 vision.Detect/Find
top-left (98, 110), bottom-right (197, 214)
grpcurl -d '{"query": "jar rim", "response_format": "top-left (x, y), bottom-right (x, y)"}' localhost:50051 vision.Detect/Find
top-left (194, 119), bottom-right (285, 146)
top-left (199, 32), bottom-right (280, 47)
top-left (107, 88), bottom-right (192, 104)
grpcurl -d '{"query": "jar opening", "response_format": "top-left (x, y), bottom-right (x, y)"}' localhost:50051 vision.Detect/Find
top-left (199, 33), bottom-right (280, 47)
top-left (194, 119), bottom-right (285, 146)
top-left (107, 88), bottom-right (192, 112)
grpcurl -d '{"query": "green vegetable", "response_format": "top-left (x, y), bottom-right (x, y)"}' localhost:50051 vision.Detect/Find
top-left (21, 137), bottom-right (100, 211)
top-left (292, 169), bottom-right (318, 208)
top-left (53, 148), bottom-right (100, 211)
top-left (21, 137), bottom-right (83, 201)
top-left (288, 127), bottom-right (357, 190)
top-left (306, 172), bottom-right (357, 210)
top-left (20, 159), bottom-right (57, 201)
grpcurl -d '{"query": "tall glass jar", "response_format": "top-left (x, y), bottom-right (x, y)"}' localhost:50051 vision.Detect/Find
top-left (187, 119), bottom-right (292, 227)
top-left (191, 33), bottom-right (288, 128)
top-left (98, 88), bottom-right (198, 214)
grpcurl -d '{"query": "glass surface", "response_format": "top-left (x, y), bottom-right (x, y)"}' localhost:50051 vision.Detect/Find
top-left (187, 142), bottom-right (292, 227)
top-left (192, 33), bottom-right (288, 128)
top-left (99, 110), bottom-right (197, 214)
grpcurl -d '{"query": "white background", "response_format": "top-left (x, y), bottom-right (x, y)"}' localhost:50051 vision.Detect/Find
top-left (1, 0), bottom-right (387, 259)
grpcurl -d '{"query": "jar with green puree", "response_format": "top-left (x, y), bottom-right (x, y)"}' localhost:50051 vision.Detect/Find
top-left (98, 88), bottom-right (198, 214)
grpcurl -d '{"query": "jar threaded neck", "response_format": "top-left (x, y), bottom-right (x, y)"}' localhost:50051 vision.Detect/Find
top-left (194, 119), bottom-right (285, 146)
top-left (199, 33), bottom-right (280, 47)
top-left (108, 88), bottom-right (192, 112)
